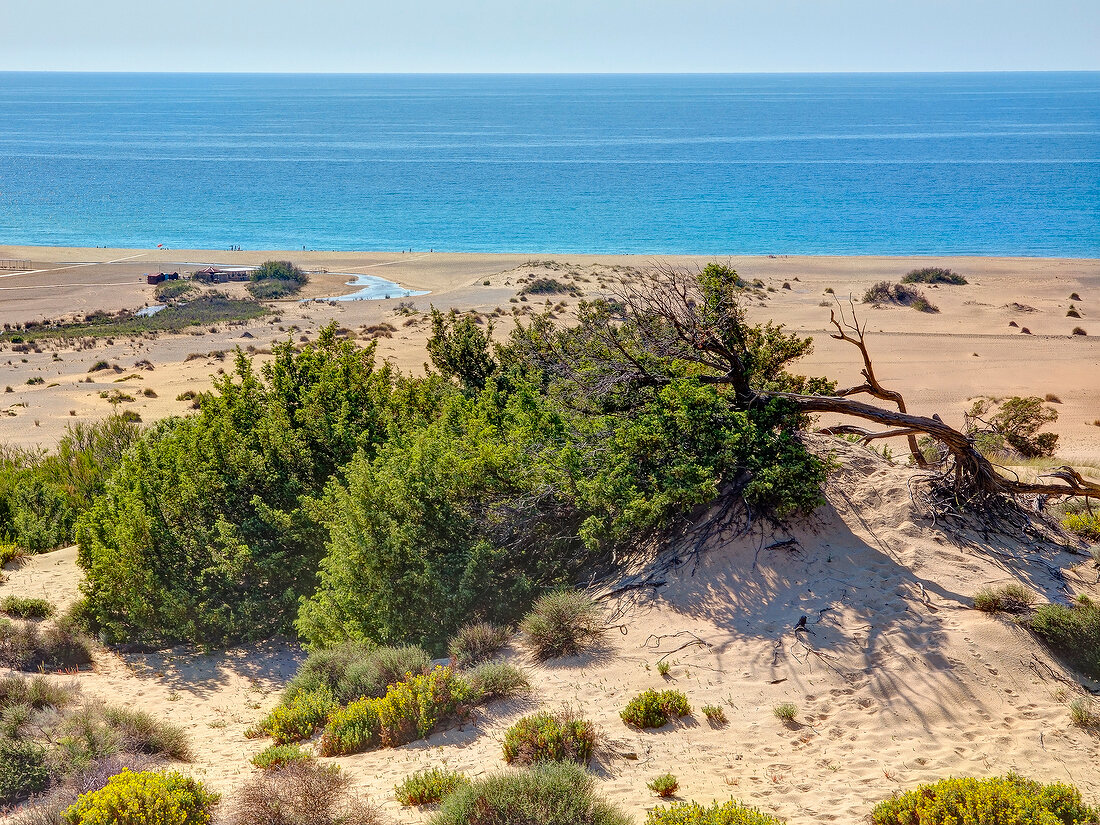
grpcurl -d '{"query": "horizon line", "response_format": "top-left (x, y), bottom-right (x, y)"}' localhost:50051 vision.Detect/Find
top-left (3, 69), bottom-right (1099, 76)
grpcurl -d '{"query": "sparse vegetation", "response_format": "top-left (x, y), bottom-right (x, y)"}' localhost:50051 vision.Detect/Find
top-left (870, 773), bottom-right (1099, 824)
top-left (430, 762), bottom-right (630, 825)
top-left (656, 660), bottom-right (671, 677)
top-left (518, 278), bottom-right (571, 296)
top-left (620, 690), bottom-right (692, 729)
top-left (973, 583), bottom-right (1036, 614)
top-left (902, 267), bottom-right (968, 285)
top-left (225, 761), bottom-right (381, 825)
top-left (863, 282), bottom-right (939, 312)
top-left (154, 280), bottom-right (198, 302)
top-left (773, 703), bottom-right (798, 723)
top-left (1073, 326), bottom-right (1088, 336)
top-left (701, 704), bottom-right (728, 725)
top-left (520, 592), bottom-right (604, 660)
top-left (0, 618), bottom-right (94, 671)
top-left (395, 767), bottom-right (470, 806)
top-left (466, 661), bottom-right (530, 702)
top-left (251, 743), bottom-right (314, 771)
top-left (647, 773), bottom-right (679, 798)
top-left (502, 710), bottom-right (596, 765)
top-left (1069, 697), bottom-right (1100, 730)
top-left (449, 621), bottom-right (509, 668)
top-left (1024, 597), bottom-right (1100, 680)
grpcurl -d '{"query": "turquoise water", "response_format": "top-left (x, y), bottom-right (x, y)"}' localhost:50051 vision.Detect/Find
top-left (0, 72), bottom-right (1097, 256)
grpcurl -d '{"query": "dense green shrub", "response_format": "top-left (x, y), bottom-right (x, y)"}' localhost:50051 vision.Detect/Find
top-left (645, 800), bottom-right (784, 825)
top-left (870, 773), bottom-right (1099, 824)
top-left (1025, 598), bottom-right (1100, 680)
top-left (1, 596), bottom-right (56, 619)
top-left (318, 696), bottom-right (380, 757)
top-left (966, 396), bottom-right (1059, 458)
top-left (430, 762), bottom-right (630, 825)
top-left (76, 327), bottom-right (396, 646)
top-left (520, 592), bottom-right (604, 660)
top-left (502, 711), bottom-right (596, 765)
top-left (226, 761), bottom-right (382, 825)
top-left (0, 737), bottom-right (50, 804)
top-left (280, 643), bottom-right (430, 707)
top-left (376, 666), bottom-right (474, 747)
top-left (448, 621), bottom-right (509, 668)
top-left (250, 743), bottom-right (314, 771)
top-left (1064, 511), bottom-right (1100, 542)
top-left (466, 661), bottom-right (530, 702)
top-left (62, 769), bottom-right (218, 825)
top-left (154, 281), bottom-right (197, 302)
top-left (901, 267), bottom-right (968, 285)
top-left (621, 690), bottom-right (692, 729)
top-left (252, 260), bottom-right (307, 286)
top-left (395, 767), bottom-right (470, 806)
top-left (647, 773), bottom-right (679, 798)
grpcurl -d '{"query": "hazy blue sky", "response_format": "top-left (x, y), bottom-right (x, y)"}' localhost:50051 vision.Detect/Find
top-left (2, 0), bottom-right (1097, 72)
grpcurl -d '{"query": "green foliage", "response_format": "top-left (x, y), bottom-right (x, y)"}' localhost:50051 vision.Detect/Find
top-left (247, 279), bottom-right (301, 299)
top-left (863, 281), bottom-right (939, 312)
top-left (520, 592), bottom-right (604, 660)
top-left (395, 767), bottom-right (470, 806)
top-left (76, 326), bottom-right (396, 646)
top-left (648, 773), bottom-right (679, 798)
top-left (1, 596), bottom-right (56, 619)
top-left (772, 703), bottom-right (797, 723)
top-left (870, 773), bottom-right (1099, 824)
top-left (0, 296), bottom-right (266, 343)
top-left (701, 704), bottom-right (728, 725)
top-left (502, 711), bottom-right (596, 765)
top-left (430, 762), bottom-right (631, 825)
top-left (0, 675), bottom-right (79, 710)
top-left (448, 621), bottom-right (509, 668)
top-left (427, 308), bottom-right (498, 393)
top-left (281, 642), bottom-right (430, 707)
top-left (0, 737), bottom-right (49, 805)
top-left (518, 278), bottom-right (572, 296)
top-left (620, 690), bottom-right (692, 729)
top-left (1069, 697), bottom-right (1100, 730)
top-left (258, 689), bottom-right (336, 745)
top-left (1025, 599), bottom-right (1100, 680)
top-left (253, 260), bottom-right (307, 285)
top-left (973, 583), bottom-right (1036, 614)
top-left (966, 396), bottom-right (1059, 458)
top-left (250, 743), bottom-right (313, 771)
top-left (1064, 511), bottom-right (1100, 542)
top-left (902, 267), bottom-right (968, 285)
top-left (154, 281), bottom-right (197, 302)
top-left (320, 666), bottom-right (473, 756)
top-left (466, 661), bottom-right (530, 702)
top-left (62, 769), bottom-right (218, 825)
top-left (645, 800), bottom-right (784, 825)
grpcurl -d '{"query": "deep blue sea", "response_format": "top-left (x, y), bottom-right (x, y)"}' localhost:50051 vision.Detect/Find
top-left (0, 72), bottom-right (1097, 255)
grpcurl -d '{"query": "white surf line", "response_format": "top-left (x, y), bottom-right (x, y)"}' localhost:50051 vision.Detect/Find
top-left (0, 252), bottom-right (148, 279)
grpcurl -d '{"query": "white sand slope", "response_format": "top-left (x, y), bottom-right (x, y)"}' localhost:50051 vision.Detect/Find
top-left (2, 441), bottom-right (1098, 822)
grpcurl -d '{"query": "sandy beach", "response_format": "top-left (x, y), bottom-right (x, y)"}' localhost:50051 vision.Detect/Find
top-left (2, 246), bottom-right (1100, 822)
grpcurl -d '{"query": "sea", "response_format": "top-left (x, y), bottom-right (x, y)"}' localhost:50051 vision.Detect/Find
top-left (0, 72), bottom-right (1097, 256)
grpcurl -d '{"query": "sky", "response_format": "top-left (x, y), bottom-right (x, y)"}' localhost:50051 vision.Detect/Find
top-left (1, 0), bottom-right (1098, 73)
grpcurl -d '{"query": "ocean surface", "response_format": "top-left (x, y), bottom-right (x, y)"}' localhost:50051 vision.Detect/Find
top-left (0, 72), bottom-right (1097, 256)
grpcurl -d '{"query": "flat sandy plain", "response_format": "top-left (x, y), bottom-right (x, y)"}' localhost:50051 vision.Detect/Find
top-left (2, 247), bottom-right (1100, 823)
top-left (1, 247), bottom-right (1098, 458)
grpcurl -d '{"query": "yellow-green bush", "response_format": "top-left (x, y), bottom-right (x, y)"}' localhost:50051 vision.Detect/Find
top-left (395, 767), bottom-right (470, 806)
top-left (645, 800), bottom-right (783, 824)
top-left (62, 769), bottom-right (219, 825)
top-left (621, 689), bottom-right (692, 729)
top-left (258, 689), bottom-right (335, 744)
top-left (320, 666), bottom-right (473, 756)
top-left (1064, 511), bottom-right (1100, 543)
top-left (871, 773), bottom-right (1099, 824)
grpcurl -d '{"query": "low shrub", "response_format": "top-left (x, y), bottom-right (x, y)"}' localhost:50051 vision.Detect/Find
top-left (773, 703), bottom-right (797, 723)
top-left (0, 620), bottom-right (94, 671)
top-left (99, 705), bottom-right (191, 760)
top-left (1070, 697), bottom-right (1100, 730)
top-left (1073, 327), bottom-right (1088, 336)
top-left (376, 666), bottom-right (473, 747)
top-left (646, 800), bottom-right (784, 825)
top-left (395, 767), bottom-right (470, 806)
top-left (62, 769), bottom-right (218, 825)
top-left (466, 661), bottom-right (531, 702)
top-left (430, 762), bottom-right (630, 825)
top-left (701, 704), bottom-right (728, 726)
top-left (251, 743), bottom-right (313, 771)
top-left (620, 690), bottom-right (692, 729)
top-left (870, 773), bottom-right (1100, 824)
top-left (647, 773), bottom-right (679, 798)
top-left (656, 660), bottom-right (671, 677)
top-left (1, 738), bottom-right (50, 805)
top-left (519, 592), bottom-right (604, 660)
top-left (973, 583), bottom-right (1036, 614)
top-left (1064, 511), bottom-right (1100, 542)
top-left (862, 282), bottom-right (939, 313)
top-left (8, 752), bottom-right (159, 825)
top-left (1025, 598), bottom-right (1100, 680)
top-left (226, 761), bottom-right (381, 825)
top-left (319, 697), bottom-right (380, 757)
top-left (902, 267), bottom-right (968, 285)
top-left (502, 710), bottom-right (596, 765)
top-left (283, 643), bottom-right (430, 707)
top-left (448, 621), bottom-right (509, 668)
top-left (1, 597), bottom-right (56, 620)
top-left (0, 675), bottom-right (78, 710)
top-left (259, 689), bottom-right (336, 745)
